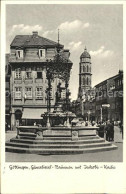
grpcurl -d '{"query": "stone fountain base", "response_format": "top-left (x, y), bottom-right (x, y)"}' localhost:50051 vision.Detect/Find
top-left (5, 126), bottom-right (117, 155)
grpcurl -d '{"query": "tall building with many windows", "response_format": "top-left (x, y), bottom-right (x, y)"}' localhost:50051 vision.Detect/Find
top-left (9, 31), bottom-right (72, 129)
top-left (78, 47), bottom-right (92, 99)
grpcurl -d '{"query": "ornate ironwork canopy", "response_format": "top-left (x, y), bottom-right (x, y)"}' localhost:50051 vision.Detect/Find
top-left (46, 53), bottom-right (72, 81)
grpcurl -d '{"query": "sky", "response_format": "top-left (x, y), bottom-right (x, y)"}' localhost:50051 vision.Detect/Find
top-left (6, 4), bottom-right (123, 100)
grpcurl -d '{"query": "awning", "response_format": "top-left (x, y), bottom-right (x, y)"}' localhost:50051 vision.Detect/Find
top-left (22, 108), bottom-right (46, 119)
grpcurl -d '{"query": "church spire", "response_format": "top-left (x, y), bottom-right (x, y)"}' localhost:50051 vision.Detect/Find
top-left (84, 46), bottom-right (87, 51)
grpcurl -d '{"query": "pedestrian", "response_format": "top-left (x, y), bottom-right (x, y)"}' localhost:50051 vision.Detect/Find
top-left (105, 120), bottom-right (114, 141)
top-left (97, 122), bottom-right (105, 138)
top-left (120, 122), bottom-right (123, 139)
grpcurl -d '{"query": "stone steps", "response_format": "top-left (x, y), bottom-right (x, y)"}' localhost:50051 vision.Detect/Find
top-left (5, 144), bottom-right (117, 155)
top-left (17, 134), bottom-right (99, 141)
top-left (19, 135), bottom-right (98, 141)
top-left (6, 131), bottom-right (118, 155)
top-left (6, 141), bottom-right (112, 149)
top-left (10, 137), bottom-right (105, 144)
top-left (43, 136), bottom-right (99, 140)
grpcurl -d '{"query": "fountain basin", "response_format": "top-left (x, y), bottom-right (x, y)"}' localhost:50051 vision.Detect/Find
top-left (17, 126), bottom-right (99, 140)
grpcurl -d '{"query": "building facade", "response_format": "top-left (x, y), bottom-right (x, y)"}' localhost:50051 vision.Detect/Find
top-left (8, 31), bottom-right (72, 129)
top-left (74, 47), bottom-right (123, 123)
top-left (95, 70), bottom-right (123, 122)
top-left (5, 54), bottom-right (11, 126)
top-left (114, 70), bottom-right (123, 121)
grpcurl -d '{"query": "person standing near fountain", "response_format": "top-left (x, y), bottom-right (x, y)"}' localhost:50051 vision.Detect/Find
top-left (105, 120), bottom-right (114, 141)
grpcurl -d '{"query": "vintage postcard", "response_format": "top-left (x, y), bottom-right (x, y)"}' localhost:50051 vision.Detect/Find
top-left (1, 1), bottom-right (126, 193)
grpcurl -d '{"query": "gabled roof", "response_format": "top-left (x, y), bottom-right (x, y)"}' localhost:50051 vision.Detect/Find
top-left (10, 34), bottom-right (64, 48)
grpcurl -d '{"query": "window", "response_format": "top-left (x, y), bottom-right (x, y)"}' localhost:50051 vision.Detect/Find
top-left (39, 49), bottom-right (45, 58)
top-left (87, 77), bottom-right (89, 85)
top-left (81, 58), bottom-right (84, 62)
top-left (40, 50), bottom-right (42, 57)
top-left (81, 66), bottom-right (83, 72)
top-left (25, 87), bottom-right (32, 99)
top-left (15, 68), bottom-right (21, 79)
top-left (83, 77), bottom-right (85, 85)
top-left (87, 65), bottom-right (89, 72)
top-left (26, 72), bottom-right (32, 78)
top-left (61, 89), bottom-right (66, 99)
top-left (16, 50), bottom-right (23, 58)
top-left (83, 66), bottom-right (86, 72)
top-left (26, 68), bottom-right (32, 79)
top-left (15, 87), bottom-right (21, 99)
top-left (36, 87), bottom-right (43, 99)
top-left (37, 72), bottom-right (42, 79)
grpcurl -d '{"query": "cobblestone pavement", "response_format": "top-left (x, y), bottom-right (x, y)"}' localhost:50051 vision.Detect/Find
top-left (5, 126), bottom-right (123, 162)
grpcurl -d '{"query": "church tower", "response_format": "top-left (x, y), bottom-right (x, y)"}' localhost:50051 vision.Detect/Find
top-left (78, 47), bottom-right (92, 98)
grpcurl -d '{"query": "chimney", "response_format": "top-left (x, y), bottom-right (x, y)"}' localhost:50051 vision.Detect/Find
top-left (32, 31), bottom-right (38, 36)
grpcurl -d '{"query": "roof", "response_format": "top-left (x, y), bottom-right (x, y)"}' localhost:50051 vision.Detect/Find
top-left (80, 47), bottom-right (91, 59)
top-left (94, 73), bottom-right (122, 88)
top-left (10, 34), bottom-right (64, 48)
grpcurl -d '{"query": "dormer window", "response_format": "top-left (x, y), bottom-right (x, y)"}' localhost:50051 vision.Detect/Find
top-left (39, 49), bottom-right (45, 58)
top-left (16, 50), bottom-right (23, 59)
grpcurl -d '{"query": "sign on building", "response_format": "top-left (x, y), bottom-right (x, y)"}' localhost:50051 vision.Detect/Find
top-left (102, 104), bottom-right (110, 108)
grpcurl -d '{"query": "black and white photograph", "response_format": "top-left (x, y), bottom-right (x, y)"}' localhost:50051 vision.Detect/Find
top-left (1, 1), bottom-right (126, 193)
top-left (5, 3), bottom-right (123, 162)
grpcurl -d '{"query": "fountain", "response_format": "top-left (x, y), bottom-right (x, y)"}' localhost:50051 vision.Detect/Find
top-left (5, 32), bottom-right (117, 155)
